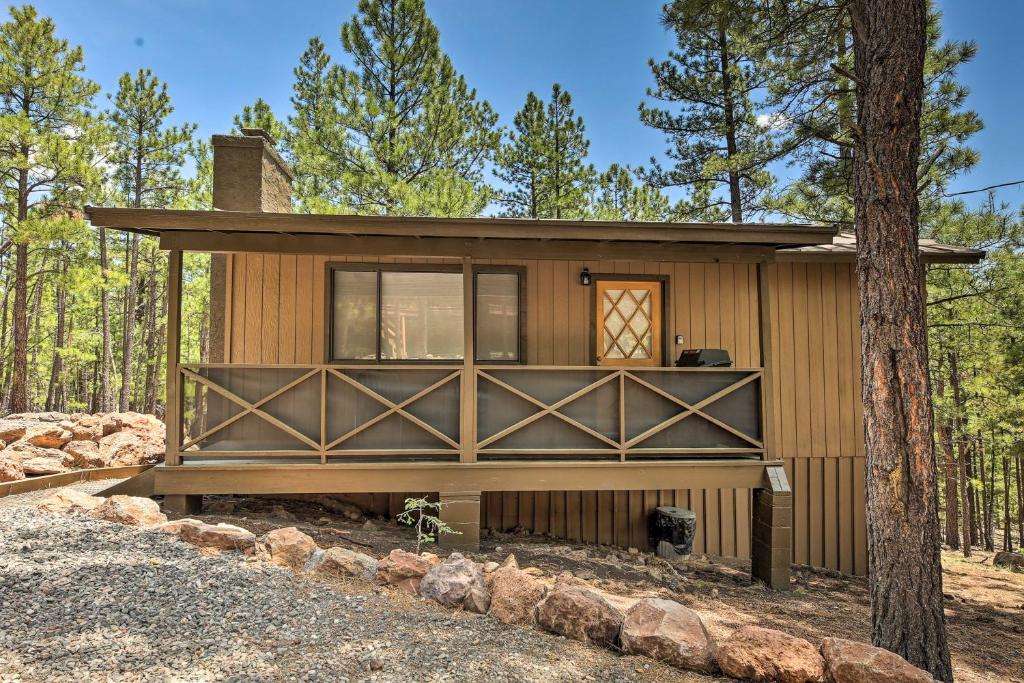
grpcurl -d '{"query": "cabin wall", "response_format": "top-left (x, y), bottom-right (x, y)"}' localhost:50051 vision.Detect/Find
top-left (217, 253), bottom-right (866, 573)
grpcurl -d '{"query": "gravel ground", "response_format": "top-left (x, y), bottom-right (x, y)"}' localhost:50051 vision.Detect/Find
top-left (0, 504), bottom-right (705, 683)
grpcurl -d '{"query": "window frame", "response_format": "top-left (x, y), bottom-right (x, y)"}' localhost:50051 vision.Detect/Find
top-left (326, 262), bottom-right (464, 365)
top-left (325, 262), bottom-right (526, 365)
top-left (472, 265), bottom-right (527, 365)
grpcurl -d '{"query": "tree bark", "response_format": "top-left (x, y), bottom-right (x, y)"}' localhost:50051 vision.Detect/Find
top-left (99, 226), bottom-right (113, 412)
top-left (717, 17), bottom-right (743, 223)
top-left (1015, 454), bottom-right (1023, 546)
top-left (119, 232), bottom-right (140, 411)
top-left (1003, 454), bottom-right (1013, 552)
top-left (849, 0), bottom-right (952, 679)
top-left (938, 419), bottom-right (959, 548)
top-left (977, 436), bottom-right (992, 551)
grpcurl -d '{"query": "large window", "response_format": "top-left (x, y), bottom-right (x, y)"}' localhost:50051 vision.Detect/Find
top-left (330, 266), bottom-right (522, 363)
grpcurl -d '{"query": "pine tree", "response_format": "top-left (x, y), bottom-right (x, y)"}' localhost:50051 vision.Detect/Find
top-left (106, 68), bottom-right (195, 411)
top-left (289, 0), bottom-right (499, 216)
top-left (769, 1), bottom-right (981, 225)
top-left (639, 0), bottom-right (778, 222)
top-left (233, 98), bottom-right (289, 154)
top-left (590, 164), bottom-right (675, 221)
top-left (494, 84), bottom-right (595, 219)
top-left (0, 5), bottom-right (104, 412)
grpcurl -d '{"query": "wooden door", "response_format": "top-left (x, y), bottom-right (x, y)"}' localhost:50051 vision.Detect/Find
top-left (595, 280), bottom-right (663, 366)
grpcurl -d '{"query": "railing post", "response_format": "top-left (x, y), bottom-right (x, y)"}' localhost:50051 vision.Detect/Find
top-left (460, 256), bottom-right (476, 463)
top-left (165, 249), bottom-right (183, 467)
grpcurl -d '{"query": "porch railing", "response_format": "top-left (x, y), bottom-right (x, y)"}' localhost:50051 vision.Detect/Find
top-left (176, 364), bottom-right (763, 462)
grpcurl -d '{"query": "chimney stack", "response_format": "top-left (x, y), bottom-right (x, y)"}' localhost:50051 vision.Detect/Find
top-left (212, 129), bottom-right (293, 212)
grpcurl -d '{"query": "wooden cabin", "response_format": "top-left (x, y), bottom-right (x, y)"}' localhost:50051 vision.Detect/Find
top-left (85, 131), bottom-right (983, 588)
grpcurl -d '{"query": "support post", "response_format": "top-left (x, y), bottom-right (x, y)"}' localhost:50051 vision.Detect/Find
top-left (756, 260), bottom-right (777, 461)
top-left (165, 250), bottom-right (183, 467)
top-left (752, 465), bottom-right (792, 590)
top-left (460, 257), bottom-right (476, 463)
top-left (439, 490), bottom-right (481, 551)
top-left (163, 494), bottom-right (203, 516)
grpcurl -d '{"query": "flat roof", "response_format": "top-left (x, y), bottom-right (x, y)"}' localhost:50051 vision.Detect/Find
top-left (83, 207), bottom-right (837, 247)
top-left (82, 207), bottom-right (985, 264)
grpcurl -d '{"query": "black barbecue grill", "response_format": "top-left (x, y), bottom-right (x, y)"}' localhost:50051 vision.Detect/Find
top-left (675, 348), bottom-right (732, 368)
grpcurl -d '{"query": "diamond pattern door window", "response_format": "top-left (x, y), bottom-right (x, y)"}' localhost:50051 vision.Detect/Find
top-left (595, 280), bottom-right (662, 366)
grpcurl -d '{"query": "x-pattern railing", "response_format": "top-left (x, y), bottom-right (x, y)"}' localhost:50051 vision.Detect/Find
top-left (179, 365), bottom-right (462, 458)
top-left (476, 367), bottom-right (763, 459)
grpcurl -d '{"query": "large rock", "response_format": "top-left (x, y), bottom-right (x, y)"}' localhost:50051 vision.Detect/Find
top-left (0, 453), bottom-right (24, 482)
top-left (621, 598), bottom-right (717, 673)
top-left (376, 549), bottom-right (435, 594)
top-left (5, 411), bottom-right (68, 422)
top-left (21, 423), bottom-right (73, 449)
top-left (994, 551), bottom-right (1024, 571)
top-left (160, 518), bottom-right (257, 551)
top-left (6, 442), bottom-right (72, 475)
top-left (89, 495), bottom-right (168, 527)
top-left (419, 552), bottom-right (490, 613)
top-left (259, 526), bottom-right (319, 570)
top-left (487, 565), bottom-right (548, 625)
top-left (536, 585), bottom-right (624, 647)
top-left (0, 419), bottom-right (30, 443)
top-left (64, 440), bottom-right (107, 469)
top-left (311, 546), bottom-right (378, 580)
top-left (820, 638), bottom-right (934, 683)
top-left (62, 413), bottom-right (123, 442)
top-left (718, 625), bottom-right (825, 683)
top-left (98, 430), bottom-right (163, 466)
top-left (37, 490), bottom-right (104, 513)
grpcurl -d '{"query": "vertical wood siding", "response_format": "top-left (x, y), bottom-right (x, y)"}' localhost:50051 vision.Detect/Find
top-left (220, 254), bottom-right (867, 573)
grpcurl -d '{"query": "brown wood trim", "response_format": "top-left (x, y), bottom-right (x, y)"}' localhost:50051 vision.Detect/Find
top-left (165, 250), bottom-right (183, 465)
top-left (589, 274), bottom-right (670, 366)
top-left (87, 205), bottom-right (836, 245)
top-left (153, 459), bottom-right (782, 495)
top-left (0, 465), bottom-right (154, 498)
top-left (158, 231), bottom-right (777, 263)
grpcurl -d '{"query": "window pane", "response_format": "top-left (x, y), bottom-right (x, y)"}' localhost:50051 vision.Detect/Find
top-left (476, 272), bottom-right (519, 361)
top-left (332, 270), bottom-right (378, 360)
top-left (381, 272), bottom-right (464, 360)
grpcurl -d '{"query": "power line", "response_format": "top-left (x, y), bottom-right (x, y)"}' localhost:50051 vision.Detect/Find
top-left (943, 180), bottom-right (1024, 197)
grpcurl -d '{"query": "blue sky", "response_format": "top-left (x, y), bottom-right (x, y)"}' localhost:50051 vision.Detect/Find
top-left (26, 0), bottom-right (1024, 209)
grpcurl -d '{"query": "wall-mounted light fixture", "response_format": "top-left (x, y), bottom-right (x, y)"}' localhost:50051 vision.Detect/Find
top-left (579, 267), bottom-right (591, 286)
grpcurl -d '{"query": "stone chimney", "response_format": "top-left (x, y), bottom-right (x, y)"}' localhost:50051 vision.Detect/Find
top-left (212, 128), bottom-right (293, 212)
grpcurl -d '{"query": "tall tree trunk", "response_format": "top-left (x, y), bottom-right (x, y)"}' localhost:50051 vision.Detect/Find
top-left (717, 18), bottom-right (743, 223)
top-left (45, 256), bottom-right (68, 412)
top-left (1003, 454), bottom-right (1013, 552)
top-left (977, 436), bottom-right (992, 551)
top-left (849, 1), bottom-right (951, 679)
top-left (1015, 454), bottom-right (1023, 547)
top-left (120, 233), bottom-right (140, 411)
top-left (967, 444), bottom-right (980, 546)
top-left (958, 440), bottom-right (972, 558)
top-left (938, 420), bottom-right (960, 548)
top-left (99, 226), bottom-right (113, 412)
top-left (0, 264), bottom-right (12, 403)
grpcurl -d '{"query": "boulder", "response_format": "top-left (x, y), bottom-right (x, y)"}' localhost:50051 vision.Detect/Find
top-left (0, 453), bottom-right (24, 482)
top-left (21, 423), bottom-right (73, 449)
top-left (64, 440), bottom-right (108, 469)
top-left (376, 549), bottom-right (435, 594)
top-left (37, 490), bottom-right (104, 513)
top-left (89, 495), bottom-right (168, 527)
top-left (487, 565), bottom-right (548, 625)
top-left (419, 552), bottom-right (490, 613)
top-left (61, 414), bottom-right (122, 442)
top-left (6, 442), bottom-right (72, 475)
top-left (98, 430), bottom-right (164, 466)
top-left (536, 585), bottom-right (624, 647)
top-left (994, 551), bottom-right (1024, 571)
top-left (5, 411), bottom-right (68, 422)
top-left (620, 598), bottom-right (717, 674)
top-left (311, 546), bottom-right (378, 580)
top-left (259, 526), bottom-right (319, 570)
top-left (160, 518), bottom-right (257, 551)
top-left (820, 638), bottom-right (933, 683)
top-left (718, 625), bottom-right (825, 683)
top-left (0, 418), bottom-right (30, 443)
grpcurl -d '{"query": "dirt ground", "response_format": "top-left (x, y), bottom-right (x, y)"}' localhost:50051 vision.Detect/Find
top-left (192, 494), bottom-right (1024, 683)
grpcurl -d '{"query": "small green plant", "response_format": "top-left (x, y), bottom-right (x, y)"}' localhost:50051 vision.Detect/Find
top-left (397, 497), bottom-right (461, 553)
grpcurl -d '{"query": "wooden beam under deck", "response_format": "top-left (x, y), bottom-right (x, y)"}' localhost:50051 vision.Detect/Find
top-left (153, 459), bottom-right (779, 496)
